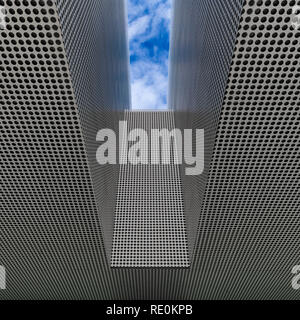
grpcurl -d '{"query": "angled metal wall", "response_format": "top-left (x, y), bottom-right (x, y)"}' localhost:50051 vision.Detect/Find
top-left (169, 0), bottom-right (245, 256)
top-left (56, 0), bottom-right (131, 258)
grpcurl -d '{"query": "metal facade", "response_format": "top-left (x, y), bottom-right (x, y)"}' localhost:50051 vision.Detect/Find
top-left (0, 0), bottom-right (299, 300)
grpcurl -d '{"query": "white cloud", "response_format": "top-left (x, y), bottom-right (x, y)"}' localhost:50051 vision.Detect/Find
top-left (128, 1), bottom-right (171, 45)
top-left (128, 15), bottom-right (151, 41)
top-left (131, 61), bottom-right (168, 110)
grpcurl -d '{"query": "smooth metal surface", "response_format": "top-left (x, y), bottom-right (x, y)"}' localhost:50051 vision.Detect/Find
top-left (169, 0), bottom-right (245, 257)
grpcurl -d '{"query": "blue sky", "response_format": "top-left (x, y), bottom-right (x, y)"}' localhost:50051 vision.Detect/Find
top-left (127, 0), bottom-right (171, 110)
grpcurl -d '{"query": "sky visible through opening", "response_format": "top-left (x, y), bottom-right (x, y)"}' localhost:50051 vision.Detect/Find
top-left (127, 0), bottom-right (171, 110)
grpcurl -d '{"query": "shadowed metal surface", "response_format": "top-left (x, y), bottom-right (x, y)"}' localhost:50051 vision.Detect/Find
top-left (169, 0), bottom-right (245, 256)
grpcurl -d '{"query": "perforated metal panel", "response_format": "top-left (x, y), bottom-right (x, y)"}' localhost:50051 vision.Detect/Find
top-left (170, 0), bottom-right (300, 300)
top-left (0, 0), bottom-right (106, 300)
top-left (0, 0), bottom-right (129, 300)
top-left (193, 0), bottom-right (300, 299)
top-left (111, 111), bottom-right (189, 268)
